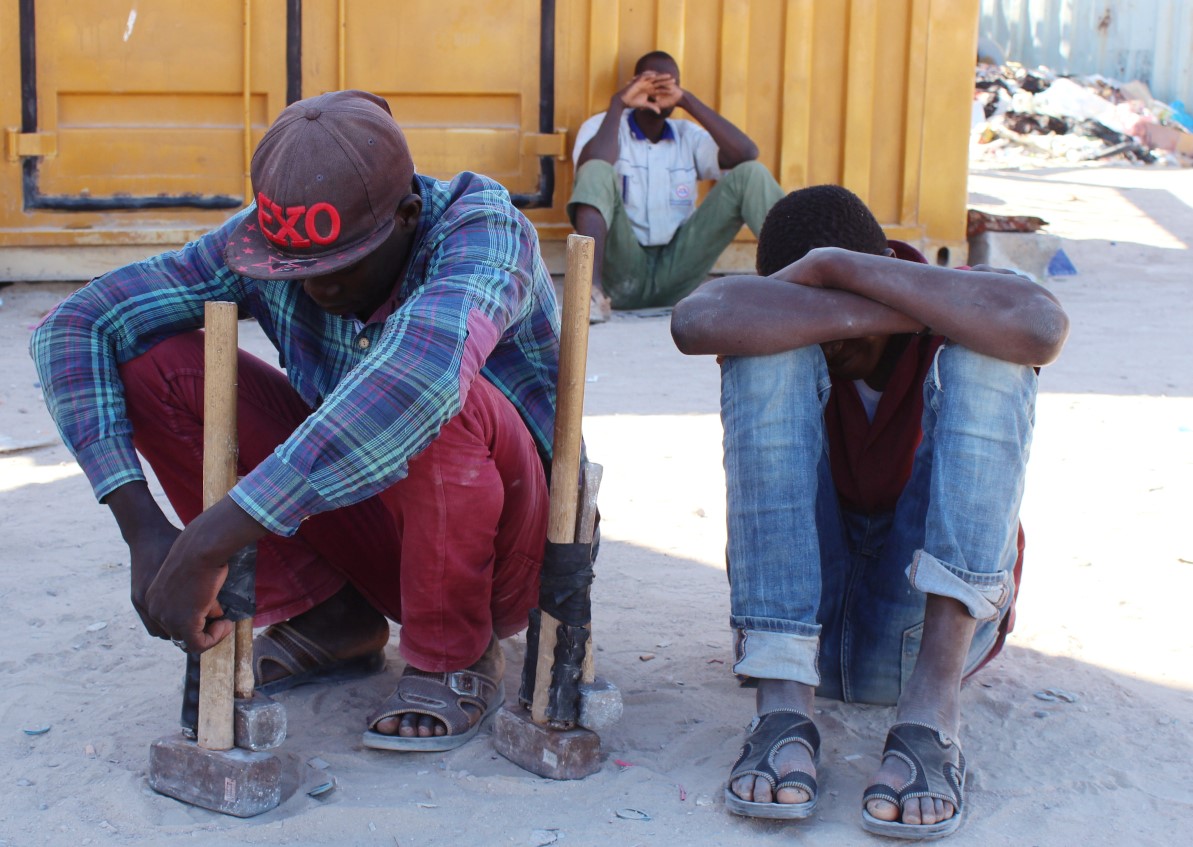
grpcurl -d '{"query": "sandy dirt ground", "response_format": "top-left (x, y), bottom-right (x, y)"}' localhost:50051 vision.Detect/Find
top-left (1, 163), bottom-right (1191, 846)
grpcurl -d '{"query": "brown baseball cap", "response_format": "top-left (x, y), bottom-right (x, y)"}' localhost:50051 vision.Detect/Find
top-left (225, 90), bottom-right (415, 280)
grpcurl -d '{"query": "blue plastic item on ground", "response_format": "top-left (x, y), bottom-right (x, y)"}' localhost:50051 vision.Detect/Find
top-left (1047, 248), bottom-right (1078, 277)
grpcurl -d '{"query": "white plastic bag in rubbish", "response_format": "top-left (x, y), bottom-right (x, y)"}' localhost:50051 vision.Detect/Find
top-left (1034, 78), bottom-right (1126, 132)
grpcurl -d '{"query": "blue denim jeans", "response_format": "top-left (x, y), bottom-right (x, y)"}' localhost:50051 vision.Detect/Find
top-left (720, 343), bottom-right (1037, 705)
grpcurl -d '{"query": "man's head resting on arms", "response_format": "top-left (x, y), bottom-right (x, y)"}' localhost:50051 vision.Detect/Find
top-left (757, 185), bottom-right (900, 384)
top-left (224, 89), bottom-right (424, 321)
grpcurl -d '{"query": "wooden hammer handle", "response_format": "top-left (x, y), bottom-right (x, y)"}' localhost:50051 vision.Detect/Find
top-left (546, 234), bottom-right (594, 542)
top-left (530, 235), bottom-right (595, 724)
top-left (198, 302), bottom-right (239, 751)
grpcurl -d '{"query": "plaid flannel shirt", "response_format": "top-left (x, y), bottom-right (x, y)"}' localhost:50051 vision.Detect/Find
top-left (31, 172), bottom-right (560, 536)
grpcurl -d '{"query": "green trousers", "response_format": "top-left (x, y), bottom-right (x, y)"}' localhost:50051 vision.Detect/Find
top-left (567, 159), bottom-right (784, 308)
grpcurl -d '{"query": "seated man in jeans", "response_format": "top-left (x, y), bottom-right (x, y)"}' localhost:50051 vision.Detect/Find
top-left (569, 50), bottom-right (783, 321)
top-left (670, 186), bottom-right (1068, 838)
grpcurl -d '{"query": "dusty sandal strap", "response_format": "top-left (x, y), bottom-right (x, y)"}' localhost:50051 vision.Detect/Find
top-left (861, 722), bottom-right (966, 840)
top-left (254, 621), bottom-right (336, 681)
top-left (366, 667), bottom-right (499, 736)
top-left (724, 710), bottom-right (820, 820)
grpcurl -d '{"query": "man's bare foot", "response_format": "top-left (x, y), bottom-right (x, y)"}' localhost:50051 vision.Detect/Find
top-left (728, 679), bottom-right (817, 807)
top-left (254, 583), bottom-right (389, 691)
top-left (865, 594), bottom-right (973, 829)
top-left (590, 288), bottom-right (612, 324)
top-left (371, 633), bottom-right (504, 738)
top-left (864, 708), bottom-right (961, 827)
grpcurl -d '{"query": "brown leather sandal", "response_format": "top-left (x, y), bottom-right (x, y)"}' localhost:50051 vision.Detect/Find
top-left (254, 620), bottom-right (386, 695)
top-left (362, 665), bottom-right (504, 752)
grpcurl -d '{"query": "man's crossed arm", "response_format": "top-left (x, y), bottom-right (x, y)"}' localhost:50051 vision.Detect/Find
top-left (671, 247), bottom-right (1070, 366)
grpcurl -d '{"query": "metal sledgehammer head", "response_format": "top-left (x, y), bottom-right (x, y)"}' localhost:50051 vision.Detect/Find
top-left (235, 694), bottom-right (287, 752)
top-left (149, 736), bottom-right (282, 817)
top-left (492, 706), bottom-right (602, 780)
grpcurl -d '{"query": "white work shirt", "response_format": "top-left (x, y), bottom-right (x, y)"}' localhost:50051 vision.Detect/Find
top-left (573, 110), bottom-right (722, 246)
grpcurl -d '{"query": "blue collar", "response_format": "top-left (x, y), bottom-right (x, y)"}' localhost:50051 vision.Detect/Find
top-left (627, 111), bottom-right (675, 142)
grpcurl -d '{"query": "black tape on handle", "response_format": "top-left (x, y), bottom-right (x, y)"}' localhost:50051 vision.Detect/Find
top-left (518, 608), bottom-right (542, 707)
top-left (545, 621), bottom-right (589, 726)
top-left (538, 542), bottom-right (594, 626)
top-left (217, 544), bottom-right (257, 622)
top-left (180, 652), bottom-right (200, 739)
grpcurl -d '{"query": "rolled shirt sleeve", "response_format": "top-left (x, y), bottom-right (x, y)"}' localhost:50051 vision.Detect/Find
top-left (29, 210), bottom-right (253, 501)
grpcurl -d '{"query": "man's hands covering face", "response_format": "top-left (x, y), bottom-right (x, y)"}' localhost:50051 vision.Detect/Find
top-left (620, 71), bottom-right (684, 114)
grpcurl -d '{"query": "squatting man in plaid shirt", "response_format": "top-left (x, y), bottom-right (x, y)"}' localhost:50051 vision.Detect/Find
top-left (31, 90), bottom-right (561, 751)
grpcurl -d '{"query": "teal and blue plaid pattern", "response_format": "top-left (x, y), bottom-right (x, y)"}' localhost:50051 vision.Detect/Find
top-left (31, 172), bottom-right (561, 536)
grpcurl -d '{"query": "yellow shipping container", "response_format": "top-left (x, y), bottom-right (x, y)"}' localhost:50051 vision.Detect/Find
top-left (0, 0), bottom-right (979, 280)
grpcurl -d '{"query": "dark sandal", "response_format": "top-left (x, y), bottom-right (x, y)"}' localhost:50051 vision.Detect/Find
top-left (362, 665), bottom-right (505, 752)
top-left (253, 620), bottom-right (386, 696)
top-left (724, 709), bottom-right (820, 820)
top-left (861, 723), bottom-right (966, 840)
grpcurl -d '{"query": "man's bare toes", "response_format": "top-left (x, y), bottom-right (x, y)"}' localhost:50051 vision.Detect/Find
top-left (373, 716), bottom-right (399, 735)
top-left (865, 797), bottom-right (900, 823)
top-left (775, 785), bottom-right (812, 805)
top-left (397, 714), bottom-right (420, 737)
top-left (730, 776), bottom-right (758, 802)
top-left (926, 798), bottom-right (953, 825)
top-left (751, 777), bottom-right (775, 805)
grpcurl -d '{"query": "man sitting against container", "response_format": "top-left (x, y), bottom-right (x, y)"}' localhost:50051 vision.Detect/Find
top-left (670, 186), bottom-right (1068, 837)
top-left (569, 50), bottom-right (784, 322)
top-left (30, 90), bottom-right (558, 752)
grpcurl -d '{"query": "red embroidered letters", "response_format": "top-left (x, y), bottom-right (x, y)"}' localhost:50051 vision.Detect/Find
top-left (257, 192), bottom-right (343, 248)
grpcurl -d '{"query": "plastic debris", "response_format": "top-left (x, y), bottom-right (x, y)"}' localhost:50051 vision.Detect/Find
top-left (1047, 249), bottom-right (1078, 277)
top-left (85, 622), bottom-right (108, 632)
top-left (972, 61), bottom-right (1193, 167)
top-left (613, 758), bottom-right (635, 769)
top-left (529, 830), bottom-right (560, 846)
top-left (1034, 688), bottom-right (1078, 703)
top-left (22, 726), bottom-right (51, 736)
top-left (307, 778), bottom-right (337, 799)
top-left (615, 808), bottom-right (651, 821)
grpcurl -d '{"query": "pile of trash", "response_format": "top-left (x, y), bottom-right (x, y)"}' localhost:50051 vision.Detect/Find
top-left (971, 63), bottom-right (1193, 168)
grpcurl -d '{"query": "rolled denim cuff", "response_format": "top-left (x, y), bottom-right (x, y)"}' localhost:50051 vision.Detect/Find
top-left (906, 549), bottom-right (1013, 622)
top-left (730, 620), bottom-right (821, 687)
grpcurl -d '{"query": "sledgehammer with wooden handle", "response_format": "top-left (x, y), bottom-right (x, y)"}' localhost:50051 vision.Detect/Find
top-left (148, 302), bottom-right (284, 817)
top-left (492, 234), bottom-right (622, 780)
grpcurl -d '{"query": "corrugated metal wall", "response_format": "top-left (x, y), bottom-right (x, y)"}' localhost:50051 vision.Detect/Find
top-left (980, 0), bottom-right (1193, 105)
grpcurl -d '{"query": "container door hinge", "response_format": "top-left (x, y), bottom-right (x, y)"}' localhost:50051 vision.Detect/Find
top-left (6, 129), bottom-right (58, 162)
top-left (521, 130), bottom-right (568, 160)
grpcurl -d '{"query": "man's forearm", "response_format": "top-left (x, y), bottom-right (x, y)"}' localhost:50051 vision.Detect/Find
top-left (106, 480), bottom-right (175, 546)
top-left (679, 91), bottom-right (758, 168)
top-left (795, 249), bottom-right (1070, 366)
top-left (671, 276), bottom-right (922, 357)
top-left (577, 98), bottom-right (628, 167)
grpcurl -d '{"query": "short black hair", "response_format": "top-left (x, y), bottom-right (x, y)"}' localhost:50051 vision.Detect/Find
top-left (635, 50), bottom-right (678, 75)
top-left (755, 185), bottom-right (888, 275)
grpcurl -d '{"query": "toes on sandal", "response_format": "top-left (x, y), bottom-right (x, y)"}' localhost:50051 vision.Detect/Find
top-left (254, 621), bottom-right (386, 696)
top-left (861, 722), bottom-right (966, 840)
top-left (724, 709), bottom-right (820, 820)
top-left (362, 666), bottom-right (505, 752)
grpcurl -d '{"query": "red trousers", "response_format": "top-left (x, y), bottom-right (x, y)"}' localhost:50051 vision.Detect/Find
top-left (120, 332), bottom-right (548, 671)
